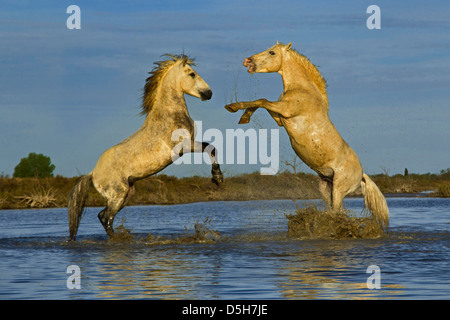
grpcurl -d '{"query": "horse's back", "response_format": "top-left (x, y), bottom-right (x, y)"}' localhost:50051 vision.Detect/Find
top-left (91, 130), bottom-right (173, 191)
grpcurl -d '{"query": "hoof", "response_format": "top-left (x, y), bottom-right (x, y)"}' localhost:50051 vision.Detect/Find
top-left (238, 116), bottom-right (250, 124)
top-left (211, 175), bottom-right (223, 186)
top-left (225, 103), bottom-right (239, 113)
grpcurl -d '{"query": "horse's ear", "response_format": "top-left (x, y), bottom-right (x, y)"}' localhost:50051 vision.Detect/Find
top-left (276, 40), bottom-right (279, 44)
top-left (286, 42), bottom-right (292, 50)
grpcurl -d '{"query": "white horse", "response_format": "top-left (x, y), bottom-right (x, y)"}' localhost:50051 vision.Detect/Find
top-left (68, 54), bottom-right (223, 240)
top-left (225, 42), bottom-right (389, 232)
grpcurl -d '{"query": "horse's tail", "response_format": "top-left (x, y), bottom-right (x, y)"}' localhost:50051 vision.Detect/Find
top-left (68, 173), bottom-right (93, 241)
top-left (361, 173), bottom-right (389, 233)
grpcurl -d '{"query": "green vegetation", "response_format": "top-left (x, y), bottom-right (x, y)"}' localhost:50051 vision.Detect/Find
top-left (437, 183), bottom-right (450, 197)
top-left (13, 153), bottom-right (55, 178)
top-left (0, 169), bottom-right (449, 210)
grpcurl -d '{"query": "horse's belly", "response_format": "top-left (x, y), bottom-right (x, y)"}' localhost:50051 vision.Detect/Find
top-left (290, 139), bottom-right (329, 169)
top-left (284, 123), bottom-right (340, 170)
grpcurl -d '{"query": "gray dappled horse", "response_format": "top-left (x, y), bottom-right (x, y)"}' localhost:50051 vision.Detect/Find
top-left (68, 54), bottom-right (223, 240)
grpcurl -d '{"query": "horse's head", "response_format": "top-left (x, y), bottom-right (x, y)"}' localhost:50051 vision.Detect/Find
top-left (141, 54), bottom-right (212, 116)
top-left (244, 41), bottom-right (292, 74)
top-left (179, 60), bottom-right (212, 101)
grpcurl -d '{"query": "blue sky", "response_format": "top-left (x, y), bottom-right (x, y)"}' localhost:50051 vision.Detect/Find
top-left (1, 0), bottom-right (450, 177)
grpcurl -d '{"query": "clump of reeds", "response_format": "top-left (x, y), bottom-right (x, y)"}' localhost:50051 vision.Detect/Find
top-left (437, 183), bottom-right (450, 197)
top-left (285, 202), bottom-right (384, 239)
top-left (15, 186), bottom-right (58, 208)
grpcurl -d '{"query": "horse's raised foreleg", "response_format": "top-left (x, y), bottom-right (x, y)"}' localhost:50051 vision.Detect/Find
top-left (239, 107), bottom-right (283, 126)
top-left (192, 141), bottom-right (223, 186)
top-left (225, 99), bottom-right (294, 118)
top-left (239, 107), bottom-right (259, 124)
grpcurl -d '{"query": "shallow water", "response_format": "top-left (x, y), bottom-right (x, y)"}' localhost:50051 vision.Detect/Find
top-left (0, 198), bottom-right (448, 299)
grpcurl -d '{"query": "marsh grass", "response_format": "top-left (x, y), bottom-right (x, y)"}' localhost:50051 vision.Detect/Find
top-left (286, 202), bottom-right (384, 239)
top-left (0, 169), bottom-right (449, 210)
top-left (369, 172), bottom-right (449, 195)
top-left (0, 176), bottom-right (79, 209)
top-left (15, 186), bottom-right (58, 208)
top-left (12, 178), bottom-right (59, 208)
top-left (437, 183), bottom-right (450, 197)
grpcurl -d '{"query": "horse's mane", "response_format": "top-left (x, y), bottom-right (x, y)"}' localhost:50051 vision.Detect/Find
top-left (141, 54), bottom-right (195, 116)
top-left (285, 46), bottom-right (328, 106)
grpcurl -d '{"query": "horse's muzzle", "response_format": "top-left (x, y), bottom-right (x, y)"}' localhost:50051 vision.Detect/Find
top-left (243, 57), bottom-right (256, 73)
top-left (200, 89), bottom-right (213, 101)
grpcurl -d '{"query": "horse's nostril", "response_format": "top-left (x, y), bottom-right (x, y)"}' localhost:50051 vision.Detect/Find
top-left (243, 57), bottom-right (253, 66)
top-left (200, 89), bottom-right (212, 101)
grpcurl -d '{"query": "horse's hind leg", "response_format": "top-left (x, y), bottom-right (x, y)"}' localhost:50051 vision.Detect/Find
top-left (97, 207), bottom-right (113, 237)
top-left (98, 199), bottom-right (126, 238)
top-left (318, 178), bottom-right (332, 209)
top-left (330, 170), bottom-right (361, 214)
top-left (97, 184), bottom-right (131, 238)
top-left (331, 188), bottom-right (345, 213)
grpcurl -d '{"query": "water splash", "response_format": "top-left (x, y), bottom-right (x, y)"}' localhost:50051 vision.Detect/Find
top-left (286, 202), bottom-right (385, 239)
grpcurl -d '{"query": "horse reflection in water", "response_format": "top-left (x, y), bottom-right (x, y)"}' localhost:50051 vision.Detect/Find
top-left (225, 42), bottom-right (389, 232)
top-left (68, 54), bottom-right (223, 240)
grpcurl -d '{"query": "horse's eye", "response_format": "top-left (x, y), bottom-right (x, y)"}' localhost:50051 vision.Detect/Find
top-left (189, 72), bottom-right (195, 78)
top-left (269, 51), bottom-right (275, 56)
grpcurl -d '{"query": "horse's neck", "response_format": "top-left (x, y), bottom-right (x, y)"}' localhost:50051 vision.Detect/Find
top-left (279, 58), bottom-right (312, 92)
top-left (144, 85), bottom-right (191, 126)
top-left (279, 56), bottom-right (314, 92)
